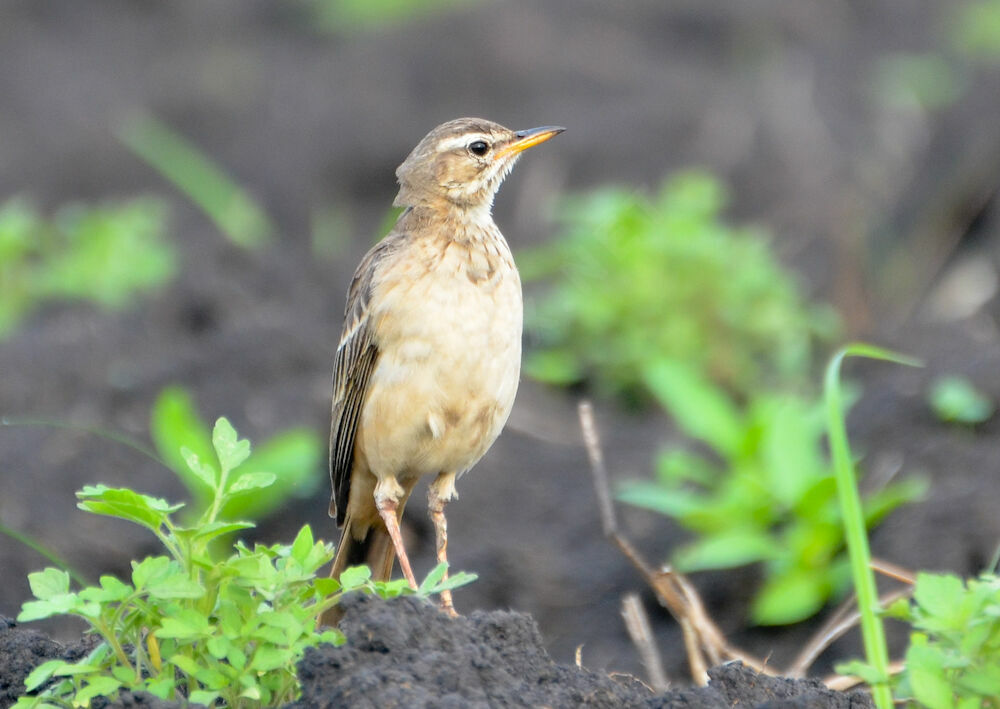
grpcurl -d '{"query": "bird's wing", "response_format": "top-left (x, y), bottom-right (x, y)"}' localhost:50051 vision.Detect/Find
top-left (329, 235), bottom-right (400, 526)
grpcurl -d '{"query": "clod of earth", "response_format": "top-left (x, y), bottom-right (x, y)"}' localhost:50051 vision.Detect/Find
top-left (1, 597), bottom-right (874, 709)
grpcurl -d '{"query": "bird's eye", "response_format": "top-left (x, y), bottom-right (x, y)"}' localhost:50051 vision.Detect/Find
top-left (468, 141), bottom-right (490, 157)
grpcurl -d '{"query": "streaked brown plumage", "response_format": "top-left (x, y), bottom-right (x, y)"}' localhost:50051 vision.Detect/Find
top-left (319, 118), bottom-right (563, 625)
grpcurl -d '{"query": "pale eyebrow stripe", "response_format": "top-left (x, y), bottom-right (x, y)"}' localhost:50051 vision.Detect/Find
top-left (437, 134), bottom-right (491, 152)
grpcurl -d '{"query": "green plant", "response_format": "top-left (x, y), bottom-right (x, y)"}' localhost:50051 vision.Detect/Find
top-left (305, 0), bottom-right (474, 32)
top-left (951, 0), bottom-right (1000, 59)
top-left (150, 386), bottom-right (322, 526)
top-left (891, 572), bottom-right (1000, 708)
top-left (521, 170), bottom-right (838, 404)
top-left (15, 418), bottom-right (472, 708)
top-left (0, 197), bottom-right (175, 339)
top-left (839, 572), bottom-right (1000, 709)
top-left (928, 375), bottom-right (995, 425)
top-left (119, 113), bottom-right (273, 250)
top-left (618, 357), bottom-right (926, 626)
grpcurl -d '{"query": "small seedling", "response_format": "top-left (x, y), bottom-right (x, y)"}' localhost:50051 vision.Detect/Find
top-left (928, 375), bottom-right (995, 425)
top-left (15, 418), bottom-right (474, 708)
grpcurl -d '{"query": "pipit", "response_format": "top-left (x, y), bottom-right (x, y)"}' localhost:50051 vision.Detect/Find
top-left (319, 118), bottom-right (563, 625)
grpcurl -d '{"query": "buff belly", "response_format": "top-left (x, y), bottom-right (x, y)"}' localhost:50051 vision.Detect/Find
top-left (355, 243), bottom-right (522, 484)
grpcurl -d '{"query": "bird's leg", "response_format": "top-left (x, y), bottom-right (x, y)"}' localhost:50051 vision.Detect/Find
top-left (428, 471), bottom-right (458, 617)
top-left (374, 484), bottom-right (418, 590)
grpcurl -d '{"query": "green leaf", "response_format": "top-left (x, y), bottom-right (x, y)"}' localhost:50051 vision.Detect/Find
top-left (913, 572), bottom-right (966, 626)
top-left (835, 659), bottom-right (888, 687)
top-left (212, 417), bottom-right (251, 473)
top-left (928, 375), bottom-right (995, 425)
top-left (862, 477), bottom-right (928, 527)
top-left (250, 646), bottom-right (292, 672)
top-left (149, 386), bottom-right (215, 505)
top-left (290, 525), bottom-right (314, 564)
top-left (23, 659), bottom-right (64, 692)
top-left (27, 568), bottom-right (70, 600)
top-left (757, 396), bottom-right (825, 507)
top-left (643, 360), bottom-right (744, 457)
top-left (131, 556), bottom-right (173, 590)
top-left (957, 664), bottom-right (1000, 696)
top-left (76, 485), bottom-right (181, 533)
top-left (220, 429), bottom-right (322, 520)
top-left (206, 635), bottom-right (231, 659)
top-left (751, 568), bottom-right (830, 625)
top-left (51, 662), bottom-right (103, 676)
top-left (189, 690), bottom-right (221, 706)
top-left (72, 676), bottom-right (122, 706)
top-left (145, 677), bottom-right (176, 700)
top-left (227, 471), bottom-right (277, 495)
top-left (673, 530), bottom-right (777, 571)
top-left (146, 573), bottom-right (204, 600)
top-left (181, 447), bottom-right (217, 491)
top-left (338, 565), bottom-right (371, 590)
top-left (79, 575), bottom-right (132, 603)
top-left (616, 481), bottom-right (709, 520)
top-left (907, 636), bottom-right (955, 709)
top-left (155, 609), bottom-right (212, 639)
top-left (523, 349), bottom-right (583, 385)
top-left (168, 653), bottom-right (202, 676)
top-left (18, 599), bottom-right (66, 622)
top-left (422, 571), bottom-right (478, 595)
top-left (190, 520), bottom-right (256, 544)
top-left (418, 562), bottom-right (448, 594)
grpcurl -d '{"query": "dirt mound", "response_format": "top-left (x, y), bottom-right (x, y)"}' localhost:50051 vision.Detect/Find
top-left (292, 595), bottom-right (873, 709)
top-left (2, 598), bottom-right (872, 708)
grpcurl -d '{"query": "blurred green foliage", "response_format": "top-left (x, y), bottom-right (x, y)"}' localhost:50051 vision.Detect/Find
top-left (951, 0), bottom-right (1000, 58)
top-left (928, 375), bottom-right (995, 425)
top-left (874, 0), bottom-right (1000, 111)
top-left (525, 171), bottom-right (925, 625)
top-left (874, 54), bottom-right (964, 111)
top-left (521, 170), bottom-right (837, 404)
top-left (0, 197), bottom-right (175, 339)
top-left (618, 360), bottom-right (926, 625)
top-left (306, 0), bottom-right (474, 32)
top-left (119, 114), bottom-right (273, 250)
top-left (150, 387), bottom-right (322, 529)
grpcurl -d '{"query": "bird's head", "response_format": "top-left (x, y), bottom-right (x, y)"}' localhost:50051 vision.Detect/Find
top-left (393, 117), bottom-right (564, 210)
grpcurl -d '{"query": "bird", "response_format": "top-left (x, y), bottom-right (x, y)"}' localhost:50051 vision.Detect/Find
top-left (319, 117), bottom-right (563, 625)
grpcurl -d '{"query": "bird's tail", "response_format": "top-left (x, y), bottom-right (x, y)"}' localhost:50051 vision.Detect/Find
top-left (318, 508), bottom-right (403, 627)
top-left (332, 515), bottom-right (397, 582)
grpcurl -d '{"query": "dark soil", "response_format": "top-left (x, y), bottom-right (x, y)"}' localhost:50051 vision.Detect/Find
top-left (3, 0), bottom-right (1000, 706)
top-left (0, 597), bottom-right (872, 708)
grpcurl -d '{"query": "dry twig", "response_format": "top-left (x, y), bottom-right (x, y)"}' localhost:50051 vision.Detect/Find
top-left (578, 400), bottom-right (770, 684)
top-left (621, 594), bottom-right (670, 692)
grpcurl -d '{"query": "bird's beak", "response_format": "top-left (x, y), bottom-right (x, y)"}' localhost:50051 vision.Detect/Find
top-left (495, 126), bottom-right (565, 160)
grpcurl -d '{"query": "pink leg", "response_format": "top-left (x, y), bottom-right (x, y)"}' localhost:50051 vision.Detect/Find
top-left (428, 472), bottom-right (458, 617)
top-left (375, 494), bottom-right (418, 590)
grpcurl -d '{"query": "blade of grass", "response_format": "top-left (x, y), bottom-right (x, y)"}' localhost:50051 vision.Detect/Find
top-left (824, 343), bottom-right (920, 709)
top-left (118, 113), bottom-right (273, 250)
top-left (0, 520), bottom-right (89, 586)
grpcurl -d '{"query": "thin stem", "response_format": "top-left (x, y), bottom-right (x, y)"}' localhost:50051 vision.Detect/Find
top-left (824, 343), bottom-right (919, 709)
top-left (93, 617), bottom-right (135, 672)
top-left (0, 520), bottom-right (89, 586)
